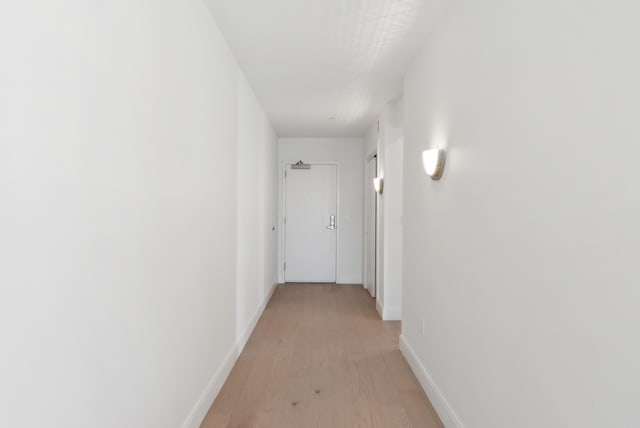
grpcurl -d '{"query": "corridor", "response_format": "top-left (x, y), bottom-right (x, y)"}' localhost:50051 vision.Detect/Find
top-left (201, 285), bottom-right (442, 428)
top-left (3, 1), bottom-right (638, 426)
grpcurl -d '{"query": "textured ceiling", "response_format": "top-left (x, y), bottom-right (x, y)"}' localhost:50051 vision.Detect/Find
top-left (205, 0), bottom-right (446, 137)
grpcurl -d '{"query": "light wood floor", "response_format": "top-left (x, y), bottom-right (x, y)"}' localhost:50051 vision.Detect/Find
top-left (201, 284), bottom-right (443, 428)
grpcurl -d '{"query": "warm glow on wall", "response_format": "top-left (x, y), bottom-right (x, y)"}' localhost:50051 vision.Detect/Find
top-left (422, 149), bottom-right (446, 180)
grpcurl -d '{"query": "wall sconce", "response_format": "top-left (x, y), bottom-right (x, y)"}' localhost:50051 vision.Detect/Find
top-left (422, 149), bottom-right (446, 180)
top-left (373, 177), bottom-right (384, 194)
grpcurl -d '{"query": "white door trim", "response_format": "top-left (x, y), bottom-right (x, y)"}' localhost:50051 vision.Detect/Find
top-left (364, 154), bottom-right (377, 297)
top-left (281, 161), bottom-right (340, 283)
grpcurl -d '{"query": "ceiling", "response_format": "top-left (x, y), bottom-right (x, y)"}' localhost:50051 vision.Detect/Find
top-left (205, 0), bottom-right (445, 137)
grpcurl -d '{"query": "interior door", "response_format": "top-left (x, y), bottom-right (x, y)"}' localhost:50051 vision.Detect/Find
top-left (284, 164), bottom-right (337, 283)
top-left (364, 156), bottom-right (377, 297)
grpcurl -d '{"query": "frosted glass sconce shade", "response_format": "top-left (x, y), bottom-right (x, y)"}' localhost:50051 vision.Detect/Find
top-left (422, 149), bottom-right (446, 180)
top-left (373, 177), bottom-right (384, 194)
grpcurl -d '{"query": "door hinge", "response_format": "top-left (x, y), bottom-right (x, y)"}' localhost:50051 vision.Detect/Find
top-left (284, 170), bottom-right (287, 179)
top-left (284, 262), bottom-right (286, 271)
top-left (284, 216), bottom-right (286, 225)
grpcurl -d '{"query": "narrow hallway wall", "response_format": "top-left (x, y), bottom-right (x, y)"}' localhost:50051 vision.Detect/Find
top-left (401, 1), bottom-right (640, 427)
top-left (364, 99), bottom-right (404, 320)
top-left (0, 1), bottom-right (277, 427)
top-left (235, 74), bottom-right (279, 349)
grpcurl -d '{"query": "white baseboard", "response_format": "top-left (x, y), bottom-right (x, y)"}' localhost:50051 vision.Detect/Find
top-left (237, 283), bottom-right (277, 352)
top-left (182, 283), bottom-right (278, 428)
top-left (383, 306), bottom-right (401, 321)
top-left (181, 345), bottom-right (238, 428)
top-left (336, 274), bottom-right (363, 284)
top-left (375, 299), bottom-right (401, 321)
top-left (366, 286), bottom-right (375, 298)
top-left (399, 335), bottom-right (465, 428)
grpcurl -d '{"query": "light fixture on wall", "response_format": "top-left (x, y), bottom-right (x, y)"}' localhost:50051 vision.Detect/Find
top-left (373, 177), bottom-right (384, 194)
top-left (422, 149), bottom-right (446, 180)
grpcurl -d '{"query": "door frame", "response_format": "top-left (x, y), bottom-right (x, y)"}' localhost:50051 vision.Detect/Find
top-left (281, 161), bottom-right (340, 283)
top-left (364, 153), bottom-right (378, 297)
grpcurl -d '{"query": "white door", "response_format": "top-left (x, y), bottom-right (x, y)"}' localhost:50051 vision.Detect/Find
top-left (364, 156), bottom-right (377, 297)
top-left (284, 163), bottom-right (337, 283)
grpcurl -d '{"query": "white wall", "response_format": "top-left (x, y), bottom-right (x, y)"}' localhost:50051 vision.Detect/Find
top-left (278, 138), bottom-right (364, 284)
top-left (235, 74), bottom-right (279, 348)
top-left (364, 122), bottom-right (378, 157)
top-left (364, 99), bottom-right (404, 320)
top-left (401, 1), bottom-right (640, 427)
top-left (382, 121), bottom-right (403, 320)
top-left (0, 1), bottom-right (277, 427)
top-left (363, 124), bottom-right (378, 298)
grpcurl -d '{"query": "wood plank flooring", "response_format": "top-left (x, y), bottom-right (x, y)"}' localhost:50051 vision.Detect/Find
top-left (200, 284), bottom-right (443, 428)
